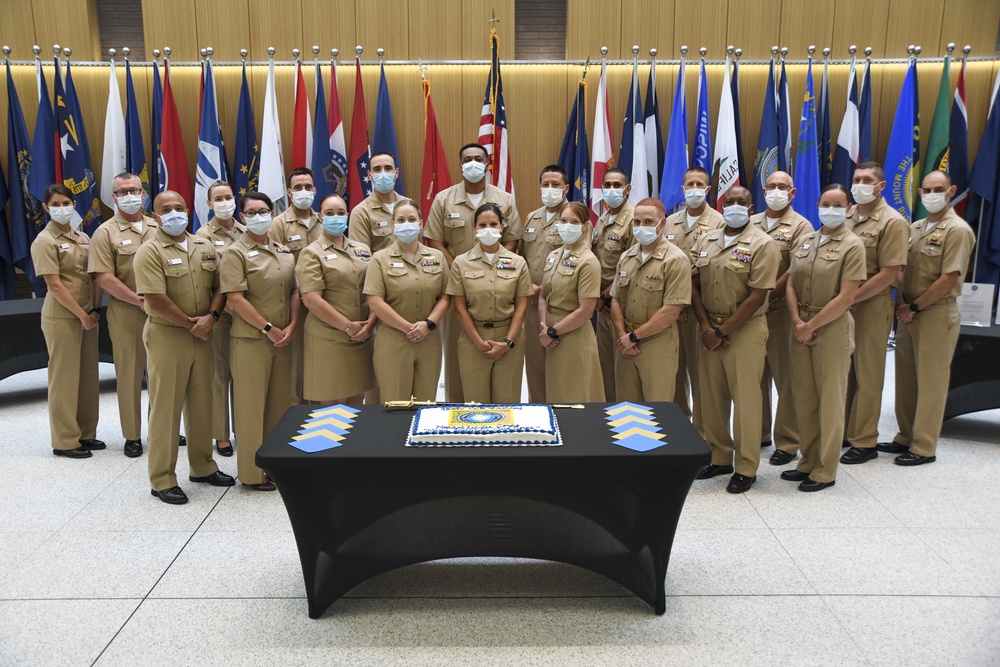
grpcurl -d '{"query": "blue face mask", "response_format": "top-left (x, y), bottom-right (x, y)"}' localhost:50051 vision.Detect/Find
top-left (603, 187), bottom-right (626, 208)
top-left (323, 215), bottom-right (348, 236)
top-left (372, 172), bottom-right (396, 194)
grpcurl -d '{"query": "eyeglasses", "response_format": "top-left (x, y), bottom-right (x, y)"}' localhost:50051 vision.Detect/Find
top-left (243, 209), bottom-right (271, 216)
top-left (114, 188), bottom-right (144, 196)
top-left (764, 184), bottom-right (792, 191)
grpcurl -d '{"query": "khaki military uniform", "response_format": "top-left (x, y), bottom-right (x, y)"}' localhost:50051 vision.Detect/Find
top-left (295, 235), bottom-right (375, 401)
top-left (752, 209), bottom-right (813, 453)
top-left (541, 245), bottom-right (604, 403)
top-left (268, 207), bottom-right (321, 403)
top-left (893, 209), bottom-right (975, 457)
top-left (519, 205), bottom-right (563, 402)
top-left (134, 231), bottom-right (221, 491)
top-left (348, 190), bottom-right (402, 254)
top-left (424, 181), bottom-right (521, 402)
top-left (592, 201), bottom-right (635, 403)
top-left (609, 236), bottom-right (692, 402)
top-left (221, 233), bottom-right (297, 486)
top-left (195, 218), bottom-right (246, 442)
top-left (664, 206), bottom-right (724, 432)
top-left (446, 244), bottom-right (533, 403)
top-left (363, 241), bottom-right (449, 402)
top-left (88, 212), bottom-right (157, 442)
top-left (788, 229), bottom-right (866, 483)
top-left (844, 198), bottom-right (909, 448)
top-left (692, 225), bottom-right (778, 478)
top-left (31, 223), bottom-right (99, 451)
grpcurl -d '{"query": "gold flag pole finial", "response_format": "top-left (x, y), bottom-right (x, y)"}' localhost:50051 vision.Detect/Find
top-left (418, 58), bottom-right (427, 80)
top-left (489, 9), bottom-right (500, 31)
top-left (581, 56), bottom-right (591, 80)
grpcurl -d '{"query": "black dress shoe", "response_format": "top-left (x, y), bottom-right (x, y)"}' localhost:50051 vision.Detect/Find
top-left (53, 446), bottom-right (93, 459)
top-left (842, 440), bottom-right (852, 448)
top-left (761, 440), bottom-right (772, 449)
top-left (151, 486), bottom-right (189, 504)
top-left (242, 481), bottom-right (276, 491)
top-left (78, 439), bottom-right (106, 450)
top-left (696, 464), bottom-right (734, 480)
top-left (799, 479), bottom-right (836, 492)
top-left (726, 473), bottom-right (756, 493)
top-left (769, 449), bottom-right (796, 466)
top-left (780, 469), bottom-right (810, 481)
top-left (189, 471), bottom-right (236, 486)
top-left (877, 441), bottom-right (908, 454)
top-left (178, 435), bottom-right (187, 447)
top-left (124, 439), bottom-right (143, 458)
top-left (215, 441), bottom-right (234, 457)
top-left (894, 452), bottom-right (936, 466)
top-left (840, 447), bottom-right (878, 465)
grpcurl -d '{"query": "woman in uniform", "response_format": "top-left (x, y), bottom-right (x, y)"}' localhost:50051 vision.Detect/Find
top-left (783, 184), bottom-right (866, 491)
top-left (31, 184), bottom-right (103, 458)
top-left (538, 200), bottom-right (605, 402)
top-left (221, 192), bottom-right (299, 491)
top-left (296, 194), bottom-right (376, 404)
top-left (364, 199), bottom-right (450, 402)
top-left (447, 203), bottom-right (532, 403)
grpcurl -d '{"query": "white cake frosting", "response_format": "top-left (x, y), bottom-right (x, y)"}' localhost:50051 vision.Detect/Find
top-left (406, 404), bottom-right (561, 447)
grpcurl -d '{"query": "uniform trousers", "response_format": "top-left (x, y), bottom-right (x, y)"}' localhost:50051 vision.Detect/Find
top-left (698, 315), bottom-right (768, 477)
top-left (761, 305), bottom-right (800, 452)
top-left (523, 302), bottom-right (546, 403)
top-left (373, 326), bottom-right (442, 403)
top-left (545, 310), bottom-right (605, 403)
top-left (790, 312), bottom-right (854, 484)
top-left (457, 323), bottom-right (525, 403)
top-left (675, 311), bottom-right (705, 435)
top-left (615, 325), bottom-right (679, 403)
top-left (845, 291), bottom-right (894, 448)
top-left (107, 298), bottom-right (147, 440)
top-left (441, 309), bottom-right (464, 402)
top-left (144, 322), bottom-right (218, 491)
top-left (41, 316), bottom-right (99, 450)
top-left (893, 301), bottom-right (961, 457)
top-left (210, 313), bottom-right (234, 442)
top-left (230, 336), bottom-right (294, 485)
top-left (595, 308), bottom-right (617, 402)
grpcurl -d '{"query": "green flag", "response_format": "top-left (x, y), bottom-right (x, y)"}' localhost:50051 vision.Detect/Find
top-left (915, 54), bottom-right (951, 219)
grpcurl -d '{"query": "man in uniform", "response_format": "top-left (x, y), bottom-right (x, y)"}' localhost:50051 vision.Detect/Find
top-left (610, 198), bottom-right (691, 402)
top-left (348, 151), bottom-right (404, 254)
top-left (89, 172), bottom-right (158, 458)
top-left (663, 166), bottom-right (724, 433)
top-left (425, 142), bottom-right (521, 402)
top-left (880, 171), bottom-right (974, 465)
top-left (840, 161), bottom-right (909, 465)
top-left (592, 168), bottom-right (635, 402)
top-left (690, 186), bottom-right (778, 493)
top-left (751, 171), bottom-right (813, 465)
top-left (519, 164), bottom-right (569, 403)
top-left (134, 191), bottom-right (234, 505)
top-left (195, 182), bottom-right (245, 456)
top-left (268, 167), bottom-right (320, 403)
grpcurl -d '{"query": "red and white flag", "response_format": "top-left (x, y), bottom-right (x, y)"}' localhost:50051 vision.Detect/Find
top-left (327, 59), bottom-right (349, 199)
top-left (291, 59), bottom-right (312, 169)
top-left (477, 30), bottom-right (513, 195)
top-left (713, 55), bottom-right (741, 209)
top-left (347, 56), bottom-right (371, 209)
top-left (421, 76), bottom-right (452, 220)
top-left (590, 58), bottom-right (613, 221)
top-left (159, 60), bottom-right (194, 210)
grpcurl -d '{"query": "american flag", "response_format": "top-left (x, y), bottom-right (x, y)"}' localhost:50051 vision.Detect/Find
top-left (477, 30), bottom-right (514, 195)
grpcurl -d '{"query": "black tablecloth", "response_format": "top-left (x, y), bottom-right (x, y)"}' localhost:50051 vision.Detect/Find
top-left (257, 402), bottom-right (711, 617)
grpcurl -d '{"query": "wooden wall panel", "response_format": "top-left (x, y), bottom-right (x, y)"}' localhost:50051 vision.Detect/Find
top-left (566, 0), bottom-right (621, 62)
top-left (944, 0), bottom-right (1000, 59)
top-left (141, 0), bottom-right (198, 62)
top-left (830, 0), bottom-right (889, 58)
top-left (248, 0), bottom-right (303, 62)
top-left (619, 0), bottom-right (673, 61)
top-left (301, 0), bottom-right (356, 60)
top-left (32, 0), bottom-right (101, 61)
top-left (884, 0), bottom-right (944, 57)
top-left (779, 0), bottom-right (835, 59)
top-left (727, 0), bottom-right (780, 60)
top-left (355, 0), bottom-right (409, 60)
top-left (0, 2), bottom-right (40, 60)
top-left (463, 1), bottom-right (515, 60)
top-left (196, 0), bottom-right (252, 62)
top-left (408, 0), bottom-right (462, 60)
top-left (673, 0), bottom-right (728, 61)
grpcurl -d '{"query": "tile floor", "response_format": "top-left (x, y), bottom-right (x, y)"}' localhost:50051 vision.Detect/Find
top-left (1, 355), bottom-right (998, 666)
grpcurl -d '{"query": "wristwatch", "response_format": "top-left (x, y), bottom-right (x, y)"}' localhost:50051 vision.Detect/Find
top-left (629, 331), bottom-right (640, 344)
top-left (262, 322), bottom-right (273, 334)
top-left (424, 319), bottom-right (437, 331)
top-left (503, 338), bottom-right (515, 349)
top-left (89, 306), bottom-right (102, 315)
top-left (210, 310), bottom-right (220, 321)
top-left (714, 327), bottom-right (729, 341)
top-left (547, 326), bottom-right (559, 340)
top-left (909, 303), bottom-right (921, 313)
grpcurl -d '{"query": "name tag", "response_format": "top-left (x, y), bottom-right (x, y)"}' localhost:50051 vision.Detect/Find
top-left (58, 243), bottom-right (70, 250)
top-left (119, 239), bottom-right (133, 246)
top-left (375, 221), bottom-right (388, 228)
top-left (167, 258), bottom-right (183, 266)
top-left (547, 257), bottom-right (556, 263)
top-left (213, 240), bottom-right (225, 246)
top-left (446, 213), bottom-right (461, 219)
top-left (389, 262), bottom-right (404, 268)
top-left (323, 254), bottom-right (337, 261)
top-left (667, 234), bottom-right (675, 240)
top-left (527, 227), bottom-right (535, 233)
top-left (287, 234), bottom-right (301, 242)
top-left (802, 244), bottom-right (811, 250)
top-left (247, 250), bottom-right (259, 258)
top-left (619, 270), bottom-right (628, 277)
top-left (699, 251), bottom-right (708, 257)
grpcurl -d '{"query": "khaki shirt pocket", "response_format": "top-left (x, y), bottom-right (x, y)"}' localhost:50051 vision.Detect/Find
top-left (164, 263), bottom-right (192, 294)
top-left (443, 216), bottom-right (465, 245)
top-left (726, 261), bottom-right (751, 274)
top-left (521, 229), bottom-right (537, 243)
top-left (421, 264), bottom-right (443, 275)
top-left (386, 266), bottom-right (409, 278)
top-left (372, 223), bottom-right (392, 238)
top-left (920, 243), bottom-right (943, 257)
top-left (556, 265), bottom-right (576, 277)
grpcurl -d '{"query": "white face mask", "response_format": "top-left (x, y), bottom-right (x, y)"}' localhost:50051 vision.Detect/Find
top-left (633, 225), bottom-right (660, 246)
top-left (462, 161), bottom-right (487, 183)
top-left (556, 222), bottom-right (583, 245)
top-left (920, 192), bottom-right (949, 214)
top-left (603, 188), bottom-right (626, 209)
top-left (765, 189), bottom-right (790, 211)
top-left (159, 210), bottom-right (189, 237)
top-left (475, 228), bottom-right (503, 246)
top-left (291, 190), bottom-right (315, 210)
top-left (117, 193), bottom-right (144, 215)
top-left (394, 221), bottom-right (422, 244)
top-left (244, 213), bottom-right (272, 236)
top-left (851, 183), bottom-right (878, 205)
top-left (212, 199), bottom-right (236, 220)
top-left (540, 187), bottom-right (565, 208)
top-left (817, 207), bottom-right (848, 229)
top-left (48, 205), bottom-right (75, 225)
top-left (683, 188), bottom-right (707, 208)
top-left (722, 205), bottom-right (751, 229)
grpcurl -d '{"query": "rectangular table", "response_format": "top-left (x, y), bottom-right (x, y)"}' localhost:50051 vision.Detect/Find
top-left (257, 402), bottom-right (711, 618)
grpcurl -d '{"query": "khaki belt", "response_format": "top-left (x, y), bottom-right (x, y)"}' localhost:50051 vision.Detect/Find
top-left (625, 319), bottom-right (642, 331)
top-left (473, 318), bottom-right (512, 329)
top-left (797, 304), bottom-right (823, 313)
top-left (707, 313), bottom-right (729, 327)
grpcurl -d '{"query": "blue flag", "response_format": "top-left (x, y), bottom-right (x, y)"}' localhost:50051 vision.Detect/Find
top-left (233, 61), bottom-right (259, 211)
top-left (777, 60), bottom-right (791, 173)
top-left (0, 158), bottom-right (14, 299)
top-left (28, 60), bottom-right (57, 212)
top-left (7, 60), bottom-right (44, 294)
top-left (193, 60), bottom-right (228, 231)
top-left (151, 59), bottom-right (163, 196)
top-left (557, 80), bottom-right (590, 203)
top-left (884, 59), bottom-right (919, 221)
top-left (124, 59), bottom-right (150, 211)
top-left (56, 60), bottom-right (101, 233)
top-left (372, 63), bottom-right (404, 194)
top-left (819, 59), bottom-right (832, 187)
top-left (731, 59), bottom-right (746, 188)
top-left (793, 59), bottom-right (821, 229)
top-left (968, 70), bottom-right (1000, 285)
top-left (830, 61), bottom-right (860, 189)
top-left (751, 58), bottom-right (779, 212)
top-left (693, 59), bottom-right (712, 174)
top-left (948, 59), bottom-right (970, 218)
top-left (311, 62), bottom-right (334, 206)
top-left (659, 57), bottom-right (688, 212)
top-left (858, 59), bottom-right (873, 163)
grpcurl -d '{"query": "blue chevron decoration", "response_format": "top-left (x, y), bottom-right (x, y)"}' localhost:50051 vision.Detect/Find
top-left (288, 404), bottom-right (361, 453)
top-left (604, 402), bottom-right (668, 452)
